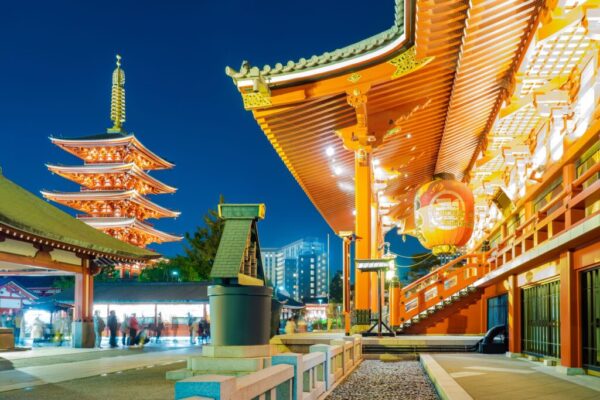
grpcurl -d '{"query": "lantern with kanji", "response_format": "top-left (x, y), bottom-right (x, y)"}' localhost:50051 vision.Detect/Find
top-left (414, 173), bottom-right (474, 255)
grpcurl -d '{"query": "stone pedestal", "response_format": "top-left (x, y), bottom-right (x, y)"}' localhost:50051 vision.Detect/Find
top-left (209, 285), bottom-right (272, 346)
top-left (71, 321), bottom-right (95, 348)
top-left (166, 344), bottom-right (271, 381)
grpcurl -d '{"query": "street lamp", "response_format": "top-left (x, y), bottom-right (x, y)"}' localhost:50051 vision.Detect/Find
top-left (172, 270), bottom-right (179, 282)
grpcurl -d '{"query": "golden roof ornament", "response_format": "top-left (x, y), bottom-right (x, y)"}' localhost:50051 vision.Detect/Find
top-left (109, 54), bottom-right (126, 132)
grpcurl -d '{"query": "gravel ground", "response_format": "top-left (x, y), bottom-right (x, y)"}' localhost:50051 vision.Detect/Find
top-left (328, 360), bottom-right (439, 400)
top-left (1, 361), bottom-right (184, 400)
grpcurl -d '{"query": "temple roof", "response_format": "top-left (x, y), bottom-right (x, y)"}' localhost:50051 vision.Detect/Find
top-left (226, 0), bottom-right (406, 85)
top-left (50, 133), bottom-right (175, 170)
top-left (46, 163), bottom-right (177, 194)
top-left (0, 171), bottom-right (157, 261)
top-left (82, 217), bottom-right (183, 243)
top-left (225, 0), bottom-right (542, 233)
top-left (40, 189), bottom-right (181, 219)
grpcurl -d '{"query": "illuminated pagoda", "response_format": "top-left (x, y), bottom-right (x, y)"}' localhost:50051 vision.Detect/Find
top-left (42, 55), bottom-right (181, 276)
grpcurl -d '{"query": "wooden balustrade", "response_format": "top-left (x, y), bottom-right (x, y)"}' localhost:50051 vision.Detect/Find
top-left (397, 254), bottom-right (482, 323)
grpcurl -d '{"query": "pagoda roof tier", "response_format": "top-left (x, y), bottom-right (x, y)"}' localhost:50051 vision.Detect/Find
top-left (0, 172), bottom-right (157, 262)
top-left (46, 163), bottom-right (177, 195)
top-left (80, 217), bottom-right (183, 246)
top-left (40, 190), bottom-right (181, 220)
top-left (226, 0), bottom-right (541, 232)
top-left (50, 133), bottom-right (174, 170)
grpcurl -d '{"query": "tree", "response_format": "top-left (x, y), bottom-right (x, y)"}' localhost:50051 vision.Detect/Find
top-left (329, 271), bottom-right (343, 303)
top-left (96, 264), bottom-right (119, 282)
top-left (138, 197), bottom-right (225, 282)
top-left (407, 252), bottom-right (440, 282)
top-left (181, 195), bottom-right (225, 280)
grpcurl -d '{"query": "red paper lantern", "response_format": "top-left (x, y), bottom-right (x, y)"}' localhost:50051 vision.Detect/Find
top-left (414, 173), bottom-right (474, 255)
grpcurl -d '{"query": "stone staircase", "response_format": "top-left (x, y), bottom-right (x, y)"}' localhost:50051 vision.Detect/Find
top-left (397, 285), bottom-right (480, 333)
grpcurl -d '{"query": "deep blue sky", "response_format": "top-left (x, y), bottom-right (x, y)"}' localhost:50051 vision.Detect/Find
top-left (0, 0), bottom-right (425, 272)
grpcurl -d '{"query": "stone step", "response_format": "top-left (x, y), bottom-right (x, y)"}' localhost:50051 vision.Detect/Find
top-left (166, 368), bottom-right (194, 381)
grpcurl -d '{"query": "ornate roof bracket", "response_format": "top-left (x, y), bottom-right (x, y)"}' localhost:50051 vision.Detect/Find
top-left (388, 46), bottom-right (434, 80)
top-left (241, 74), bottom-right (272, 110)
top-left (336, 84), bottom-right (376, 152)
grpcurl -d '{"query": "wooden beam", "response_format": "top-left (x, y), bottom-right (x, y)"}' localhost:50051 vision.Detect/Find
top-left (0, 250), bottom-right (83, 274)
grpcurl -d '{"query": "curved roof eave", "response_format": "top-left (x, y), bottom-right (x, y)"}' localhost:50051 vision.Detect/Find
top-left (226, 0), bottom-right (410, 88)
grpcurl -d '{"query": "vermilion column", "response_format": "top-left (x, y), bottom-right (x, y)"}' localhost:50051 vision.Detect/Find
top-left (354, 149), bottom-right (372, 319)
top-left (370, 201), bottom-right (382, 313)
top-left (559, 250), bottom-right (582, 369)
top-left (389, 278), bottom-right (401, 329)
top-left (342, 235), bottom-right (352, 335)
top-left (74, 258), bottom-right (94, 322)
top-left (507, 274), bottom-right (521, 354)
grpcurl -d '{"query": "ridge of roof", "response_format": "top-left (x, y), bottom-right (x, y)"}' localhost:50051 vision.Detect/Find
top-left (0, 173), bottom-right (157, 260)
top-left (225, 0), bottom-right (405, 83)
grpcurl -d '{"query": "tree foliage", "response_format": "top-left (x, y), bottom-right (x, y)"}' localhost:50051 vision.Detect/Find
top-left (329, 271), bottom-right (343, 303)
top-left (139, 197), bottom-right (225, 282)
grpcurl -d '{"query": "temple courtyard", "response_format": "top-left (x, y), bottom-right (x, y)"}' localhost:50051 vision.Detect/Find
top-left (2, 338), bottom-right (600, 399)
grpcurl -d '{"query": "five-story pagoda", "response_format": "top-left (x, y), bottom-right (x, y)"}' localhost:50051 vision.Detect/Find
top-left (42, 55), bottom-right (181, 275)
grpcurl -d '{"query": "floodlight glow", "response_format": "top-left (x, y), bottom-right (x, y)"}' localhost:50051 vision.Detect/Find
top-left (326, 146), bottom-right (335, 157)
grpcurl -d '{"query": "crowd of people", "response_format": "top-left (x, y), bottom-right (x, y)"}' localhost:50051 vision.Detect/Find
top-left (91, 311), bottom-right (210, 348)
top-left (1, 310), bottom-right (71, 346)
top-left (2, 309), bottom-right (211, 348)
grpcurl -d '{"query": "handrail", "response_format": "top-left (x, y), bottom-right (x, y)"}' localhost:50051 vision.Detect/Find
top-left (479, 130), bottom-right (600, 255)
top-left (537, 188), bottom-right (568, 215)
top-left (302, 352), bottom-right (325, 370)
top-left (233, 364), bottom-right (294, 400)
top-left (573, 161), bottom-right (600, 188)
top-left (515, 214), bottom-right (536, 233)
top-left (402, 253), bottom-right (472, 292)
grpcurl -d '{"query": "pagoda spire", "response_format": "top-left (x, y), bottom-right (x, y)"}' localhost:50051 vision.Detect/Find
top-left (109, 54), bottom-right (126, 132)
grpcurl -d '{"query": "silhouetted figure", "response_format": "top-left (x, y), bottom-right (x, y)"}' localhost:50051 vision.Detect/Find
top-left (107, 310), bottom-right (118, 348)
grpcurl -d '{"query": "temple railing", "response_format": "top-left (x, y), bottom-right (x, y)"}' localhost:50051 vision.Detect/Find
top-left (395, 136), bottom-right (599, 328)
top-left (397, 253), bottom-right (484, 324)
top-left (174, 337), bottom-right (363, 400)
top-left (484, 136), bottom-right (599, 272)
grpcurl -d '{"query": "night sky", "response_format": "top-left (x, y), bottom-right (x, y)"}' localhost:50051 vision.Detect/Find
top-left (0, 0), bottom-right (426, 273)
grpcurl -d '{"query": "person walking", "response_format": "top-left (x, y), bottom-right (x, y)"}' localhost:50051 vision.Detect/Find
top-left (107, 310), bottom-right (118, 348)
top-left (128, 313), bottom-right (139, 346)
top-left (284, 317), bottom-right (296, 334)
top-left (93, 311), bottom-right (106, 348)
top-left (187, 313), bottom-right (195, 345)
top-left (31, 316), bottom-right (44, 347)
top-left (155, 312), bottom-right (164, 343)
top-left (191, 319), bottom-right (199, 345)
top-left (19, 313), bottom-right (27, 346)
top-left (13, 311), bottom-right (22, 347)
top-left (54, 313), bottom-right (64, 346)
top-left (120, 314), bottom-right (129, 346)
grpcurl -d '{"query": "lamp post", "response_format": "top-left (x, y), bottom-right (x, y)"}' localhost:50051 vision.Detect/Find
top-left (172, 270), bottom-right (179, 282)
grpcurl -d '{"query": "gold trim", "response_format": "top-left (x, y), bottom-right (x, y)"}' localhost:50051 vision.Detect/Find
top-left (388, 46), bottom-right (435, 80)
top-left (347, 73), bottom-right (362, 83)
top-left (242, 92), bottom-right (272, 109)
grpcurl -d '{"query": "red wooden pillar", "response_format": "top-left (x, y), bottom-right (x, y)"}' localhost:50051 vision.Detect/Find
top-left (354, 149), bottom-right (372, 323)
top-left (74, 258), bottom-right (94, 322)
top-left (507, 274), bottom-right (521, 355)
top-left (559, 250), bottom-right (582, 370)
